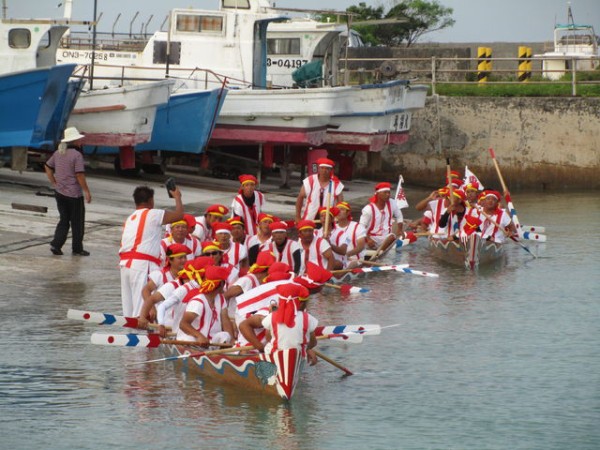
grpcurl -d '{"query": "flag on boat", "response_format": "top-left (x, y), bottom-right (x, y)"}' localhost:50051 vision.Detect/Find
top-left (395, 175), bottom-right (409, 209)
top-left (464, 166), bottom-right (484, 190)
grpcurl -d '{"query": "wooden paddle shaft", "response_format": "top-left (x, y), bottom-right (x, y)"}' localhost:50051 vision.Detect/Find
top-left (489, 148), bottom-right (509, 193)
top-left (161, 339), bottom-right (231, 348)
top-left (314, 350), bottom-right (353, 376)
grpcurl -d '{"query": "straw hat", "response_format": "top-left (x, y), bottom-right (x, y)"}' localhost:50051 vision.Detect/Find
top-left (61, 127), bottom-right (85, 143)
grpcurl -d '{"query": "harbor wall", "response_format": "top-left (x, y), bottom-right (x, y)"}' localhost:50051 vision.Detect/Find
top-left (353, 96), bottom-right (600, 190)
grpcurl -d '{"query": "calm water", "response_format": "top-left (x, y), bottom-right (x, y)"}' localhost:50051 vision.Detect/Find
top-left (1, 192), bottom-right (599, 450)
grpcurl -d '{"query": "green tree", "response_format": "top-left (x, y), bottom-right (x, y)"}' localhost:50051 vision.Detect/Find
top-left (390, 0), bottom-right (455, 47)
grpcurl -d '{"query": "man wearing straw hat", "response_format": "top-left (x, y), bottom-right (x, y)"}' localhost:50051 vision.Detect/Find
top-left (45, 126), bottom-right (92, 256)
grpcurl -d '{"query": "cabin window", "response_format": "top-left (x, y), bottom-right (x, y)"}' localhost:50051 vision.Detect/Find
top-left (176, 14), bottom-right (223, 33)
top-left (9, 29), bottom-right (31, 49)
top-left (222, 0), bottom-right (250, 9)
top-left (153, 41), bottom-right (182, 65)
top-left (267, 38), bottom-right (301, 55)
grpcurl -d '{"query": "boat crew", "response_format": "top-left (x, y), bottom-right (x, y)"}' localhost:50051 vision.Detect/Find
top-left (201, 240), bottom-right (240, 288)
top-left (359, 182), bottom-right (404, 255)
top-left (236, 262), bottom-right (330, 352)
top-left (480, 190), bottom-right (517, 243)
top-left (228, 216), bottom-right (252, 249)
top-left (159, 215), bottom-right (202, 266)
top-left (261, 283), bottom-right (318, 366)
top-left (295, 157), bottom-right (344, 222)
top-left (142, 243), bottom-right (191, 308)
top-left (231, 174), bottom-right (265, 237)
top-left (137, 256), bottom-right (213, 333)
top-left (247, 213), bottom-right (275, 265)
top-left (314, 207), bottom-right (347, 270)
top-left (177, 265), bottom-right (235, 348)
top-left (335, 201), bottom-right (367, 267)
top-left (297, 219), bottom-right (336, 272)
top-left (213, 222), bottom-right (249, 273)
top-left (438, 189), bottom-right (467, 239)
top-left (260, 221), bottom-right (302, 274)
top-left (119, 185), bottom-right (184, 317)
top-left (193, 204), bottom-right (228, 242)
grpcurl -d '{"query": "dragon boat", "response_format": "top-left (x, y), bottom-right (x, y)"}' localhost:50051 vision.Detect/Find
top-left (167, 344), bottom-right (304, 401)
top-left (428, 233), bottom-right (505, 270)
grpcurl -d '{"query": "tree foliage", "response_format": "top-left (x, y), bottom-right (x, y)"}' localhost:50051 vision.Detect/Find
top-left (317, 0), bottom-right (455, 47)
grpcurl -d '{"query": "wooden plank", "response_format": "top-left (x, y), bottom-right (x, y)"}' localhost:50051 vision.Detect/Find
top-left (11, 203), bottom-right (48, 213)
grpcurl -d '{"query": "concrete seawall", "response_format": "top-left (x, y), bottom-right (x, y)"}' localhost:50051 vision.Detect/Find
top-left (355, 96), bottom-right (600, 190)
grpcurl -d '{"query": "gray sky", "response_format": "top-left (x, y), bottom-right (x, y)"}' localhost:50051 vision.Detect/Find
top-left (5, 0), bottom-right (600, 43)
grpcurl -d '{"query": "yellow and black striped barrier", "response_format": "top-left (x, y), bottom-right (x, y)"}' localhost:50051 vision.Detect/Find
top-left (478, 47), bottom-right (492, 83)
top-left (518, 46), bottom-right (532, 82)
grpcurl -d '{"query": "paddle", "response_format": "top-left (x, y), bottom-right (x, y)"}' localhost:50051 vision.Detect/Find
top-left (315, 324), bottom-right (381, 337)
top-left (331, 263), bottom-right (409, 275)
top-left (324, 282), bottom-right (370, 294)
top-left (314, 350), bottom-right (353, 376)
top-left (90, 332), bottom-right (230, 348)
top-left (522, 231), bottom-right (547, 242)
top-left (67, 309), bottom-right (169, 331)
top-left (446, 157), bottom-right (454, 198)
top-left (317, 333), bottom-right (363, 344)
top-left (480, 210), bottom-right (537, 259)
top-left (133, 345), bottom-right (255, 365)
top-left (522, 225), bottom-right (546, 233)
top-left (489, 148), bottom-right (533, 237)
top-left (323, 178), bottom-right (333, 238)
top-left (356, 261), bottom-right (438, 277)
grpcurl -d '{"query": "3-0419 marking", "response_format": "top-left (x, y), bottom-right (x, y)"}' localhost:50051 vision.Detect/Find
top-left (267, 58), bottom-right (308, 69)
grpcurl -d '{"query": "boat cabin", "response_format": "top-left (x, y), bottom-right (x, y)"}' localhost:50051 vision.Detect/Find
top-left (0, 18), bottom-right (72, 75)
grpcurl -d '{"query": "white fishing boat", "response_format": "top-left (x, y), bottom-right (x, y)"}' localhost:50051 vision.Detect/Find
top-left (58, 0), bottom-right (426, 153)
top-left (535, 5), bottom-right (599, 80)
top-left (68, 79), bottom-right (173, 147)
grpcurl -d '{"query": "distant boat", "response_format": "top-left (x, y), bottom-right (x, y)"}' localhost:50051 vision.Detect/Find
top-left (57, 0), bottom-right (427, 153)
top-left (535, 5), bottom-right (599, 80)
top-left (0, 17), bottom-right (84, 148)
top-left (0, 64), bottom-right (79, 148)
top-left (68, 79), bottom-right (173, 147)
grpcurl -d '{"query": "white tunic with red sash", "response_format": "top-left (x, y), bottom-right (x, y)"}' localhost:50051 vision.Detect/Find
top-left (300, 174), bottom-right (344, 220)
top-left (301, 237), bottom-right (331, 273)
top-left (262, 311), bottom-right (318, 357)
top-left (119, 208), bottom-right (165, 317)
top-left (222, 242), bottom-right (248, 269)
top-left (231, 192), bottom-right (265, 236)
top-left (481, 208), bottom-right (512, 243)
top-left (359, 200), bottom-right (402, 243)
top-left (261, 239), bottom-right (301, 271)
top-left (176, 293), bottom-right (229, 342)
top-left (338, 221), bottom-right (366, 262)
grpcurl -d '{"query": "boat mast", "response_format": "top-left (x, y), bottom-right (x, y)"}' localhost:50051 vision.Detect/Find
top-left (89, 0), bottom-right (98, 89)
top-left (63, 0), bottom-right (73, 20)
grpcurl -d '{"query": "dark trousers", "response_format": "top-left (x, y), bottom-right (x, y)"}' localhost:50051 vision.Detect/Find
top-left (51, 192), bottom-right (85, 252)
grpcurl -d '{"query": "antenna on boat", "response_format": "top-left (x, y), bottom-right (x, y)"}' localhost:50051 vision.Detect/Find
top-left (142, 14), bottom-right (153, 37)
top-left (89, 0), bottom-right (98, 90)
top-left (567, 1), bottom-right (575, 26)
top-left (112, 13), bottom-right (121, 37)
top-left (129, 11), bottom-right (139, 38)
top-left (160, 14), bottom-right (168, 32)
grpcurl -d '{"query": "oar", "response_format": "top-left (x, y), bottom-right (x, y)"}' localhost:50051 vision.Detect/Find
top-left (480, 210), bottom-right (537, 259)
top-left (316, 324), bottom-right (381, 337)
top-left (134, 345), bottom-right (255, 365)
top-left (323, 178), bottom-right (333, 237)
top-left (314, 350), bottom-right (353, 376)
top-left (489, 148), bottom-right (533, 237)
top-left (331, 263), bottom-right (409, 275)
top-left (67, 309), bottom-right (169, 331)
top-left (446, 157), bottom-right (454, 199)
top-left (90, 332), bottom-right (229, 348)
top-left (522, 231), bottom-right (547, 242)
top-left (324, 282), bottom-right (370, 294)
top-left (395, 267), bottom-right (439, 278)
top-left (317, 334), bottom-right (363, 344)
top-left (358, 261), bottom-right (438, 277)
top-left (521, 225), bottom-right (546, 233)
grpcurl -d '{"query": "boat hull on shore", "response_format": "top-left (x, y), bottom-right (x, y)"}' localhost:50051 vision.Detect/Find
top-left (428, 234), bottom-right (505, 270)
top-left (169, 344), bottom-right (304, 401)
